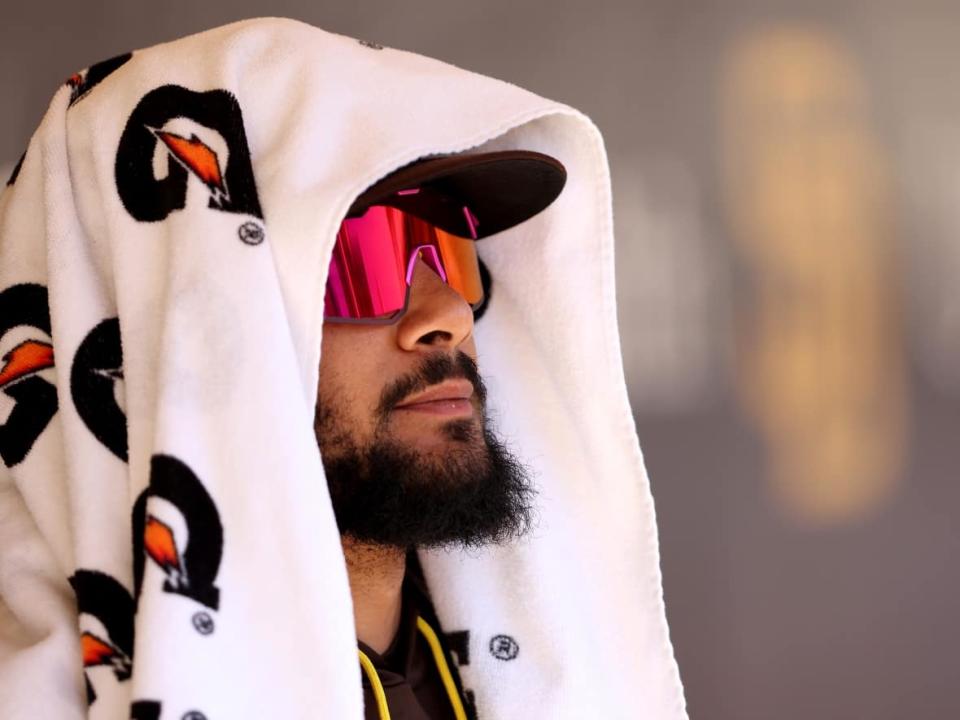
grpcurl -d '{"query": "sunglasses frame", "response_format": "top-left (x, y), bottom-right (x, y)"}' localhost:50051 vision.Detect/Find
top-left (323, 201), bottom-right (485, 326)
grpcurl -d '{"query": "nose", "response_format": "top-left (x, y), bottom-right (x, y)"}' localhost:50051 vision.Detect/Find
top-left (395, 255), bottom-right (474, 351)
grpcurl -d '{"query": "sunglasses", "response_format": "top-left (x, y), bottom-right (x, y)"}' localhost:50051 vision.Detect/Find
top-left (323, 196), bottom-right (484, 324)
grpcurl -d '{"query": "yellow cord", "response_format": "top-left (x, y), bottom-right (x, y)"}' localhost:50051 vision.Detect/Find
top-left (357, 616), bottom-right (467, 720)
top-left (416, 616), bottom-right (468, 720)
top-left (358, 648), bottom-right (392, 720)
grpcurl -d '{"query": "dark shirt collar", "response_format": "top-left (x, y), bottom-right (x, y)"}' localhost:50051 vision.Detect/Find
top-left (356, 552), bottom-right (434, 686)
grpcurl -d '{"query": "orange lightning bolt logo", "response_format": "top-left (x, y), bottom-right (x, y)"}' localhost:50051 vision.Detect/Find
top-left (150, 128), bottom-right (230, 206)
top-left (0, 340), bottom-right (54, 389)
top-left (143, 513), bottom-right (194, 595)
top-left (81, 630), bottom-right (132, 681)
top-left (144, 515), bottom-right (182, 573)
top-left (81, 631), bottom-right (129, 670)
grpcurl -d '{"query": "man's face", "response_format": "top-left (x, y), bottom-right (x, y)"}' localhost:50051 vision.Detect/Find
top-left (315, 257), bottom-right (535, 551)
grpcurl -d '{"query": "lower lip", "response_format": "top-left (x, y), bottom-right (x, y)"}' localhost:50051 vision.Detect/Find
top-left (394, 399), bottom-right (473, 416)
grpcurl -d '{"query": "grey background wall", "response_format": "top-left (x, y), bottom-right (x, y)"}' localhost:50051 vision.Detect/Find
top-left (3, 2), bottom-right (959, 718)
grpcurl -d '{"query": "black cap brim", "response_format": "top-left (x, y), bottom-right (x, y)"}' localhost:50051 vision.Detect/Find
top-left (347, 150), bottom-right (566, 240)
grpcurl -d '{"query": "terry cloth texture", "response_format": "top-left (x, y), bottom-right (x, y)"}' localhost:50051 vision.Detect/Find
top-left (0, 17), bottom-right (688, 720)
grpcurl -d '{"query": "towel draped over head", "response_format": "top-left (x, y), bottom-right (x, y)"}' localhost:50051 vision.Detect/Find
top-left (0, 17), bottom-right (687, 719)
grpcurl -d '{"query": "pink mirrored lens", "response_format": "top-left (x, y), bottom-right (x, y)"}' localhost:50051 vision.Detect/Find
top-left (323, 204), bottom-right (483, 322)
top-left (324, 207), bottom-right (408, 320)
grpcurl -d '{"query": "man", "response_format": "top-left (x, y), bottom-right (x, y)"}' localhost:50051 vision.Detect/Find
top-left (0, 17), bottom-right (687, 720)
top-left (316, 151), bottom-right (564, 718)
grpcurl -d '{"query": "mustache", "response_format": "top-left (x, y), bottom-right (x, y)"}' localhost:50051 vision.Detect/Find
top-left (376, 351), bottom-right (488, 417)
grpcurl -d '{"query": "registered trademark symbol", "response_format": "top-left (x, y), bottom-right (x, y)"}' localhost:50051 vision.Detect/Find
top-left (488, 634), bottom-right (519, 661)
top-left (238, 221), bottom-right (264, 245)
top-left (182, 712), bottom-right (207, 720)
top-left (192, 611), bottom-right (215, 635)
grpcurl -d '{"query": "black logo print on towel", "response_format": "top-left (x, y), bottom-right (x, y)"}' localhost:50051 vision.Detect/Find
top-left (5, 150), bottom-right (25, 186)
top-left (66, 52), bottom-right (132, 107)
top-left (133, 454), bottom-right (224, 612)
top-left (489, 634), bottom-right (519, 661)
top-left (71, 317), bottom-right (127, 461)
top-left (445, 630), bottom-right (470, 665)
top-left (115, 84), bottom-right (263, 222)
top-left (69, 456), bottom-right (221, 707)
top-left (131, 702), bottom-right (207, 720)
top-left (70, 569), bottom-right (135, 706)
top-left (443, 630), bottom-right (477, 719)
top-left (130, 701), bottom-right (162, 720)
top-left (0, 283), bottom-right (57, 467)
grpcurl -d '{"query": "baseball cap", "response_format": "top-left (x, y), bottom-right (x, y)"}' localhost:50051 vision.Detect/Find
top-left (346, 149), bottom-right (567, 240)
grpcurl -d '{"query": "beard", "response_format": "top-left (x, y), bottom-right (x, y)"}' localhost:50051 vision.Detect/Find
top-left (314, 351), bottom-right (537, 551)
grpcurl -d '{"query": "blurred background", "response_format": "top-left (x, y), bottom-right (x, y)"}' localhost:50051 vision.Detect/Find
top-left (2, 2), bottom-right (957, 717)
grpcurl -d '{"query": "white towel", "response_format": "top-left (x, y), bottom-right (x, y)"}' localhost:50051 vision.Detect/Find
top-left (0, 17), bottom-right (687, 719)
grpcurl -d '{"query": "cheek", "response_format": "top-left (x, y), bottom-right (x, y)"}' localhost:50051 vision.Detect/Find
top-left (317, 328), bottom-right (392, 433)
